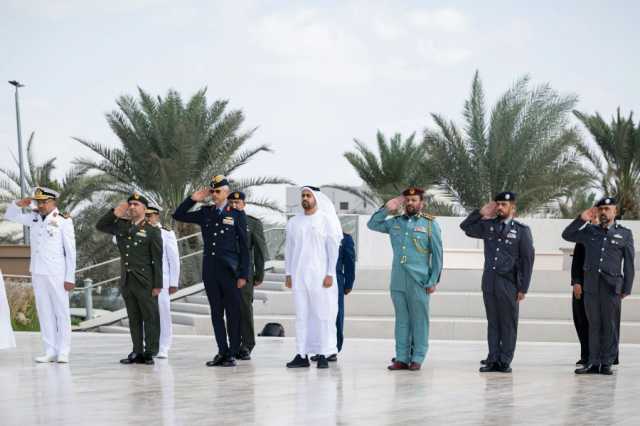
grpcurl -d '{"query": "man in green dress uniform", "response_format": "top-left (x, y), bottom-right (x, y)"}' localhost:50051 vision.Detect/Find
top-left (228, 191), bottom-right (268, 360)
top-left (367, 187), bottom-right (443, 371)
top-left (96, 193), bottom-right (163, 365)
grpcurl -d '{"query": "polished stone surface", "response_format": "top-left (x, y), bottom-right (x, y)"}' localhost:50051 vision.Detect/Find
top-left (1, 333), bottom-right (639, 425)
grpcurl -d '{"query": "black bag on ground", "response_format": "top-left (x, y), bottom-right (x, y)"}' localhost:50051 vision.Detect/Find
top-left (258, 322), bottom-right (285, 337)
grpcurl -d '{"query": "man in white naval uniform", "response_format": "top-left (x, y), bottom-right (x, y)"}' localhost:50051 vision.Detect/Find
top-left (285, 186), bottom-right (342, 369)
top-left (4, 187), bottom-right (76, 363)
top-left (145, 203), bottom-right (180, 358)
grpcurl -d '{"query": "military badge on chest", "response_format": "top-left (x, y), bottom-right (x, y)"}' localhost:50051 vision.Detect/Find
top-left (223, 216), bottom-right (235, 226)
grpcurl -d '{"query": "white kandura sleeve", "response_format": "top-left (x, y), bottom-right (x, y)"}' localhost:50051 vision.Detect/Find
top-left (324, 217), bottom-right (341, 278)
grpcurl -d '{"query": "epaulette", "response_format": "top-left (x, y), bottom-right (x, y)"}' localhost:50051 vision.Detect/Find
top-left (247, 214), bottom-right (258, 220)
top-left (419, 212), bottom-right (436, 220)
top-left (162, 225), bottom-right (172, 232)
top-left (62, 212), bottom-right (71, 219)
top-left (512, 219), bottom-right (529, 228)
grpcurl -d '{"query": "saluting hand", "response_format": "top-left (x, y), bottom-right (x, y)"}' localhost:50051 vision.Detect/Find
top-left (113, 202), bottom-right (129, 218)
top-left (580, 207), bottom-right (597, 222)
top-left (480, 201), bottom-right (497, 219)
top-left (191, 188), bottom-right (209, 202)
top-left (16, 198), bottom-right (32, 208)
top-left (385, 196), bottom-right (404, 213)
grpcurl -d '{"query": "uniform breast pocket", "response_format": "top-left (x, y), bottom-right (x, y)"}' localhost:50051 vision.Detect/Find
top-left (412, 233), bottom-right (430, 253)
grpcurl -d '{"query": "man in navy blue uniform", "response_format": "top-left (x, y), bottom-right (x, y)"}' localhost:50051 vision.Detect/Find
top-left (460, 191), bottom-right (535, 373)
top-left (336, 233), bottom-right (356, 357)
top-left (562, 197), bottom-right (634, 375)
top-left (173, 175), bottom-right (250, 367)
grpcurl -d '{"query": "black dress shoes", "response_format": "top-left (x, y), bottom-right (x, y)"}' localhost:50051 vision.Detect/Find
top-left (310, 355), bottom-right (320, 362)
top-left (600, 365), bottom-right (613, 375)
top-left (120, 352), bottom-right (144, 364)
top-left (575, 364), bottom-right (600, 374)
top-left (143, 353), bottom-right (155, 365)
top-left (496, 362), bottom-right (512, 373)
top-left (326, 354), bottom-right (338, 362)
top-left (316, 355), bottom-right (329, 369)
top-left (219, 356), bottom-right (237, 367)
top-left (236, 349), bottom-right (251, 361)
top-left (480, 358), bottom-right (488, 366)
top-left (576, 359), bottom-right (588, 366)
top-left (206, 353), bottom-right (225, 367)
top-left (479, 362), bottom-right (498, 373)
top-left (613, 356), bottom-right (619, 365)
top-left (286, 354), bottom-right (310, 368)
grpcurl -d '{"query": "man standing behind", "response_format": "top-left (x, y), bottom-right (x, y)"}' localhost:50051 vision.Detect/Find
top-left (571, 242), bottom-right (589, 366)
top-left (173, 176), bottom-right (250, 367)
top-left (368, 187), bottom-right (443, 371)
top-left (96, 193), bottom-right (163, 365)
top-left (4, 187), bottom-right (76, 363)
top-left (285, 186), bottom-right (342, 369)
top-left (145, 203), bottom-right (180, 359)
top-left (227, 191), bottom-right (267, 361)
top-left (460, 192), bottom-right (534, 373)
top-left (562, 197), bottom-right (634, 375)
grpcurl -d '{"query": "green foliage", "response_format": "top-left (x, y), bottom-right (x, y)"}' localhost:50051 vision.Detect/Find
top-left (73, 88), bottom-right (292, 228)
top-left (424, 71), bottom-right (590, 215)
top-left (557, 190), bottom-right (598, 219)
top-left (332, 131), bottom-right (456, 215)
top-left (574, 108), bottom-right (640, 219)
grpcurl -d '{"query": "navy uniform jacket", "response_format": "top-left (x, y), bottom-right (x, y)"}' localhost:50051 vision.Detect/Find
top-left (562, 218), bottom-right (635, 295)
top-left (571, 243), bottom-right (585, 286)
top-left (173, 197), bottom-right (250, 280)
top-left (460, 210), bottom-right (535, 294)
top-left (336, 233), bottom-right (356, 291)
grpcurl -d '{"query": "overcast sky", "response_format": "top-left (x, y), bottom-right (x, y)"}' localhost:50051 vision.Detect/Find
top-left (1, 0), bottom-right (639, 212)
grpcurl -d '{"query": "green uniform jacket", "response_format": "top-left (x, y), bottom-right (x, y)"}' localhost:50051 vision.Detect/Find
top-left (96, 210), bottom-right (163, 289)
top-left (247, 215), bottom-right (267, 284)
top-left (367, 207), bottom-right (443, 290)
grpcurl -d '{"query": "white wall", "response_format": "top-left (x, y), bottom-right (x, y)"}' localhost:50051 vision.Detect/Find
top-left (357, 215), bottom-right (640, 270)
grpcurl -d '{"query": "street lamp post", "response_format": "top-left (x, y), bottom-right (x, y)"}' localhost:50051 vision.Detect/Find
top-left (8, 80), bottom-right (30, 245)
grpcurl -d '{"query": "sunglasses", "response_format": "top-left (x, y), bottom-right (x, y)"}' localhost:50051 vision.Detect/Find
top-left (210, 189), bottom-right (224, 194)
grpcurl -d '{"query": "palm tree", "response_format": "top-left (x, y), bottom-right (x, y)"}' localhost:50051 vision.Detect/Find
top-left (327, 131), bottom-right (457, 215)
top-left (557, 190), bottom-right (598, 219)
top-left (573, 108), bottom-right (640, 219)
top-left (0, 132), bottom-right (99, 213)
top-left (424, 71), bottom-right (590, 215)
top-left (73, 88), bottom-right (291, 229)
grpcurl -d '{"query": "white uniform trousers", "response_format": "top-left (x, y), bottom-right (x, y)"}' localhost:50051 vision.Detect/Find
top-left (32, 274), bottom-right (71, 356)
top-left (0, 272), bottom-right (16, 349)
top-left (294, 279), bottom-right (338, 356)
top-left (158, 288), bottom-right (173, 353)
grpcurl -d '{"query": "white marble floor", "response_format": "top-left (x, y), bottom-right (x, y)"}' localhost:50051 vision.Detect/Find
top-left (0, 333), bottom-right (639, 426)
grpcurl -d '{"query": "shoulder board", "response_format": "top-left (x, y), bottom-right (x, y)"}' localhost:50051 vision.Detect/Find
top-left (512, 219), bottom-right (528, 228)
top-left (419, 212), bottom-right (436, 221)
top-left (62, 212), bottom-right (71, 219)
top-left (247, 214), bottom-right (257, 220)
top-left (162, 225), bottom-right (172, 232)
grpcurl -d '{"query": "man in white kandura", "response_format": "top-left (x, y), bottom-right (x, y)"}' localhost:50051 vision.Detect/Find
top-left (285, 186), bottom-right (342, 369)
top-left (4, 187), bottom-right (76, 363)
top-left (145, 203), bottom-right (180, 358)
top-left (0, 270), bottom-right (16, 350)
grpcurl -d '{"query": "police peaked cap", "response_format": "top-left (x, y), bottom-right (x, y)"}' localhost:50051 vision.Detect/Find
top-left (494, 191), bottom-right (516, 202)
top-left (595, 197), bottom-right (617, 207)
top-left (210, 175), bottom-right (230, 189)
top-left (33, 186), bottom-right (59, 200)
top-left (402, 186), bottom-right (425, 197)
top-left (128, 192), bottom-right (150, 207)
top-left (228, 191), bottom-right (246, 201)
